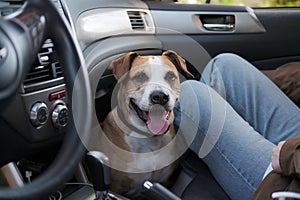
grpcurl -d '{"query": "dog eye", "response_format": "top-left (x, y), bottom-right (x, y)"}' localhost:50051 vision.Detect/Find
top-left (132, 72), bottom-right (148, 83)
top-left (165, 71), bottom-right (177, 82)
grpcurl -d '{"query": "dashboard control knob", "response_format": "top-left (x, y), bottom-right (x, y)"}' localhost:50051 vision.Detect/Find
top-left (30, 102), bottom-right (49, 127)
top-left (52, 104), bottom-right (69, 128)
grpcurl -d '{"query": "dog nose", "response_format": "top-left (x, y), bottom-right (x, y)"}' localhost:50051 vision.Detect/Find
top-left (150, 91), bottom-right (169, 105)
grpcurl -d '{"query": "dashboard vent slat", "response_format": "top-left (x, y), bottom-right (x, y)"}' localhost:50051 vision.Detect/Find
top-left (24, 63), bottom-right (63, 85)
top-left (24, 67), bottom-right (52, 84)
top-left (127, 11), bottom-right (145, 30)
top-left (23, 39), bottom-right (64, 93)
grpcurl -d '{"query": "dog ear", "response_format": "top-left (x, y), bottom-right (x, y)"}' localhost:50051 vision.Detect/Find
top-left (162, 50), bottom-right (194, 78)
top-left (108, 52), bottom-right (139, 80)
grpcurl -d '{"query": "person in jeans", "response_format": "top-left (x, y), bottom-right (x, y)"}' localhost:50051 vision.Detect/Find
top-left (174, 53), bottom-right (300, 200)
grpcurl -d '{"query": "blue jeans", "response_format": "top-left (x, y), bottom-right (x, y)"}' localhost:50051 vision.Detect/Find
top-left (174, 53), bottom-right (300, 200)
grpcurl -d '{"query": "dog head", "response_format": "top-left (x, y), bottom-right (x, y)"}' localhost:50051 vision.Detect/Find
top-left (109, 50), bottom-right (194, 136)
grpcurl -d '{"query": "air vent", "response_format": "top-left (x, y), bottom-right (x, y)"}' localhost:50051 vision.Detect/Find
top-left (127, 11), bottom-right (145, 30)
top-left (23, 39), bottom-right (64, 93)
top-left (0, 0), bottom-right (24, 17)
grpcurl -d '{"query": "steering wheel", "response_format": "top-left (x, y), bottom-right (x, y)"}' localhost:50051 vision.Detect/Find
top-left (0, 0), bottom-right (92, 199)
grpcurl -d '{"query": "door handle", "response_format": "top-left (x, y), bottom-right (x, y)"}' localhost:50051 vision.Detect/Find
top-left (203, 23), bottom-right (234, 31)
top-left (200, 14), bottom-right (235, 31)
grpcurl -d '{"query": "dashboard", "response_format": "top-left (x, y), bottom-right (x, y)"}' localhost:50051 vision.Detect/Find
top-left (0, 3), bottom-right (68, 147)
top-left (0, 0), bottom-right (266, 144)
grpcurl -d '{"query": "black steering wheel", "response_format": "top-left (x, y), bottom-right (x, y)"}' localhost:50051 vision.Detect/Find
top-left (0, 0), bottom-right (92, 199)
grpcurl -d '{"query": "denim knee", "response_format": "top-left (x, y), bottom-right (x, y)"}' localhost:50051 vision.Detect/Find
top-left (205, 53), bottom-right (245, 81)
top-left (201, 53), bottom-right (264, 98)
top-left (212, 53), bottom-right (250, 72)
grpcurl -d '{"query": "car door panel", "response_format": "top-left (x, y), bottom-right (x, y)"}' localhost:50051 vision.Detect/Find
top-left (147, 2), bottom-right (300, 70)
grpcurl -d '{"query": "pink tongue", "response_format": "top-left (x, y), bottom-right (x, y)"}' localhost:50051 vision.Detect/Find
top-left (146, 105), bottom-right (169, 135)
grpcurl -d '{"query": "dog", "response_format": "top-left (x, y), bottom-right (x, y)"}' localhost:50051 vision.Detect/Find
top-left (99, 50), bottom-right (194, 199)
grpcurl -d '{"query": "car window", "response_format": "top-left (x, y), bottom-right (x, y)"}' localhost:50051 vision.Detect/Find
top-left (177, 0), bottom-right (300, 7)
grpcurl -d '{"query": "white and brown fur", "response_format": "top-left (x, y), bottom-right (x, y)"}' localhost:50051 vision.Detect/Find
top-left (99, 50), bottom-right (193, 199)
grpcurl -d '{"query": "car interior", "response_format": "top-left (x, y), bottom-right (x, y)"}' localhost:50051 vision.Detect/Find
top-left (0, 0), bottom-right (299, 199)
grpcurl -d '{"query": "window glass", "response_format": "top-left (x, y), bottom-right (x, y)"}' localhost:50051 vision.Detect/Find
top-left (177, 0), bottom-right (300, 7)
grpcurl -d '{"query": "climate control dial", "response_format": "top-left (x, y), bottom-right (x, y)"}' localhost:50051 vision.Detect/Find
top-left (30, 102), bottom-right (49, 127)
top-left (52, 104), bottom-right (69, 128)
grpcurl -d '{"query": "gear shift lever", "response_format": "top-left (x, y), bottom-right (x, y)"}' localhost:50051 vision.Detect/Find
top-left (85, 151), bottom-right (110, 200)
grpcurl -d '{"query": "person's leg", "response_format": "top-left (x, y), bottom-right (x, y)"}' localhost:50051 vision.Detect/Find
top-left (174, 81), bottom-right (274, 200)
top-left (201, 53), bottom-right (300, 143)
top-left (174, 54), bottom-right (300, 199)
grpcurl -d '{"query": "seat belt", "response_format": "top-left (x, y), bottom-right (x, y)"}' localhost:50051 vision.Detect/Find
top-left (171, 150), bottom-right (231, 200)
top-left (170, 150), bottom-right (198, 197)
top-left (171, 168), bottom-right (197, 197)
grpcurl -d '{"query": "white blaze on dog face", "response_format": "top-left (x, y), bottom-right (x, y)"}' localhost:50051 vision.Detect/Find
top-left (119, 55), bottom-right (181, 136)
top-left (144, 56), bottom-right (180, 110)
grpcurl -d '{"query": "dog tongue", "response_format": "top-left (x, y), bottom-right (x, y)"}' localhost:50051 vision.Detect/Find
top-left (146, 105), bottom-right (169, 135)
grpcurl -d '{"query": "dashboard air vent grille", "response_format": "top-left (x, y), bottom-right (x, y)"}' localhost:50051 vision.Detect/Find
top-left (24, 62), bottom-right (63, 85)
top-left (0, 0), bottom-right (24, 16)
top-left (127, 11), bottom-right (145, 30)
top-left (23, 39), bottom-right (64, 93)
